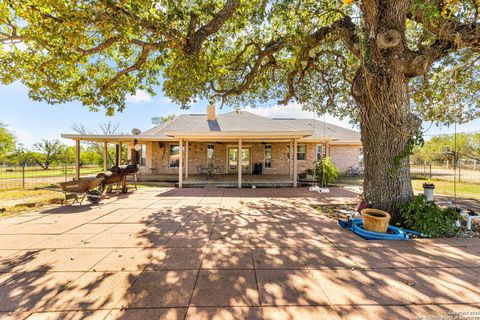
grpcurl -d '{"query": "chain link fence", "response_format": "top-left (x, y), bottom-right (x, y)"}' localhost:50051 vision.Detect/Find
top-left (0, 165), bottom-right (102, 190)
top-left (410, 160), bottom-right (480, 183)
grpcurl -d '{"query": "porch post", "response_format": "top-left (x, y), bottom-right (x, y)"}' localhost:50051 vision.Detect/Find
top-left (118, 142), bottom-right (123, 165)
top-left (238, 138), bottom-right (242, 188)
top-left (293, 139), bottom-right (298, 187)
top-left (289, 139), bottom-right (293, 179)
top-left (179, 139), bottom-right (183, 188)
top-left (115, 144), bottom-right (119, 166)
top-left (185, 140), bottom-right (189, 179)
top-left (103, 142), bottom-right (108, 172)
top-left (75, 140), bottom-right (81, 180)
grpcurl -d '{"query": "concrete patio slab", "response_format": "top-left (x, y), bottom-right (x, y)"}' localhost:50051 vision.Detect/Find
top-left (124, 270), bottom-right (197, 308)
top-left (0, 187), bottom-right (479, 319)
top-left (191, 270), bottom-right (260, 306)
top-left (256, 269), bottom-right (330, 306)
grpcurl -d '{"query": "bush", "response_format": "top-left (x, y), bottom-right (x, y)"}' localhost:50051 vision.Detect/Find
top-left (314, 157), bottom-right (339, 186)
top-left (399, 195), bottom-right (460, 238)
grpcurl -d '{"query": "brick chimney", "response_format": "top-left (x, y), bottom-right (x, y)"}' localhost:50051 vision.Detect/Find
top-left (207, 104), bottom-right (216, 121)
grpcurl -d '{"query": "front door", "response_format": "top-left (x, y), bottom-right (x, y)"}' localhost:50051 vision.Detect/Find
top-left (228, 147), bottom-right (250, 173)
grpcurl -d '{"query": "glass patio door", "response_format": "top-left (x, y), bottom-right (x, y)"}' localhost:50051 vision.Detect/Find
top-left (228, 147), bottom-right (250, 173)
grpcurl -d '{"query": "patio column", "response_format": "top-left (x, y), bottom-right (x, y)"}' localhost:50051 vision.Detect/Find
top-left (118, 142), bottom-right (123, 165)
top-left (75, 140), bottom-right (80, 180)
top-left (293, 139), bottom-right (298, 187)
top-left (185, 140), bottom-right (189, 179)
top-left (178, 139), bottom-right (183, 188)
top-left (238, 138), bottom-right (242, 188)
top-left (289, 139), bottom-right (293, 179)
top-left (103, 142), bottom-right (108, 172)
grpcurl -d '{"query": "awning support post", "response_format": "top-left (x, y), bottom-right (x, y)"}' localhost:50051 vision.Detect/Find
top-left (293, 139), bottom-right (298, 187)
top-left (179, 139), bottom-right (183, 188)
top-left (185, 140), bottom-right (189, 179)
top-left (289, 139), bottom-right (293, 179)
top-left (238, 138), bottom-right (242, 188)
top-left (75, 140), bottom-right (81, 180)
top-left (103, 142), bottom-right (108, 172)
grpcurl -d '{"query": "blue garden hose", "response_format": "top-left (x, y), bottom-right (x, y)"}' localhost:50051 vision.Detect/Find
top-left (338, 218), bottom-right (422, 240)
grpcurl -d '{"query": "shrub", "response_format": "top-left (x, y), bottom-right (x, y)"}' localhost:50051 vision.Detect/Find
top-left (399, 195), bottom-right (460, 238)
top-left (314, 157), bottom-right (339, 186)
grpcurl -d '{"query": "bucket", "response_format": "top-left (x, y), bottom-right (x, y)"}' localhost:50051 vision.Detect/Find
top-left (361, 208), bottom-right (391, 233)
top-left (423, 183), bottom-right (435, 202)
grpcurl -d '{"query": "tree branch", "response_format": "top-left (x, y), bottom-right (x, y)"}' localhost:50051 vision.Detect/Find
top-left (184, 0), bottom-right (240, 55)
top-left (100, 44), bottom-right (156, 92)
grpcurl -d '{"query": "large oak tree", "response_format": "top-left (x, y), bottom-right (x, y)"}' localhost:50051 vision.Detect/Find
top-left (1, 0), bottom-right (479, 220)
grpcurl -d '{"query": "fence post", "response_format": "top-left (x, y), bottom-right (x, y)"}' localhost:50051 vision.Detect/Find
top-left (64, 165), bottom-right (68, 182)
top-left (22, 164), bottom-right (25, 189)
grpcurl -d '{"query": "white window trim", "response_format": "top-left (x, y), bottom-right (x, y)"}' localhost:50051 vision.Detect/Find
top-left (140, 144), bottom-right (147, 167)
top-left (316, 144), bottom-right (323, 162)
top-left (297, 144), bottom-right (307, 161)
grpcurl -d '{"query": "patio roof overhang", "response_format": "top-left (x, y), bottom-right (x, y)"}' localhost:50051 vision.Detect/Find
top-left (60, 134), bottom-right (175, 143)
top-left (62, 130), bottom-right (315, 143)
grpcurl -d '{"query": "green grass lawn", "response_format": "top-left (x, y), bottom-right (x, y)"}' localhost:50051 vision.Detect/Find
top-left (336, 176), bottom-right (479, 200)
top-left (411, 178), bottom-right (480, 200)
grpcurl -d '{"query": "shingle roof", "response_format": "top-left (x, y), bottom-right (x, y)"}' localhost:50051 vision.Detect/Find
top-left (142, 111), bottom-right (360, 143)
top-left (272, 119), bottom-right (361, 142)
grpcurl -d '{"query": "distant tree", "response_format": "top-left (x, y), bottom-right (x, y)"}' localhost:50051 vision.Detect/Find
top-left (413, 132), bottom-right (479, 163)
top-left (5, 144), bottom-right (36, 166)
top-left (0, 122), bottom-right (15, 161)
top-left (463, 133), bottom-right (480, 161)
top-left (151, 114), bottom-right (175, 126)
top-left (71, 122), bottom-right (123, 168)
top-left (32, 139), bottom-right (69, 169)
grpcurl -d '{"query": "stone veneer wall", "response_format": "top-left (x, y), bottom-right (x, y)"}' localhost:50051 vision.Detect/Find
top-left (140, 141), bottom-right (360, 175)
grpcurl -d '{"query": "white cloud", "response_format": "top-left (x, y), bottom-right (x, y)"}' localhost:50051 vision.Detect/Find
top-left (126, 90), bottom-right (152, 103)
top-left (244, 103), bottom-right (355, 129)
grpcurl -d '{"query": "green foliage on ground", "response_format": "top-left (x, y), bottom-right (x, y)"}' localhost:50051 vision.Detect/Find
top-left (314, 157), bottom-right (339, 186)
top-left (399, 195), bottom-right (460, 238)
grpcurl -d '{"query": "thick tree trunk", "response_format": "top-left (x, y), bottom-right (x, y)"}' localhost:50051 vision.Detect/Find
top-left (353, 69), bottom-right (421, 223)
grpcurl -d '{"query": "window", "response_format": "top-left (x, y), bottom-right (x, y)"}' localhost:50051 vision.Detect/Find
top-left (264, 144), bottom-right (272, 168)
top-left (297, 144), bottom-right (306, 161)
top-left (207, 144), bottom-right (215, 167)
top-left (316, 145), bottom-right (323, 161)
top-left (169, 144), bottom-right (180, 168)
top-left (286, 144), bottom-right (307, 161)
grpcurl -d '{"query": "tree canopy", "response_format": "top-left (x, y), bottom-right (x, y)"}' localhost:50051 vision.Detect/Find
top-left (0, 0), bottom-right (478, 122)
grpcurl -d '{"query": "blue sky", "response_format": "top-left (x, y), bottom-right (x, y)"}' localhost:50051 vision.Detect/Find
top-left (0, 82), bottom-right (478, 148)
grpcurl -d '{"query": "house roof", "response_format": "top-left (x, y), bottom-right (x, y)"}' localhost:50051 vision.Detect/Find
top-left (272, 119), bottom-right (361, 143)
top-left (62, 111), bottom-right (361, 144)
top-left (144, 111), bottom-right (305, 135)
